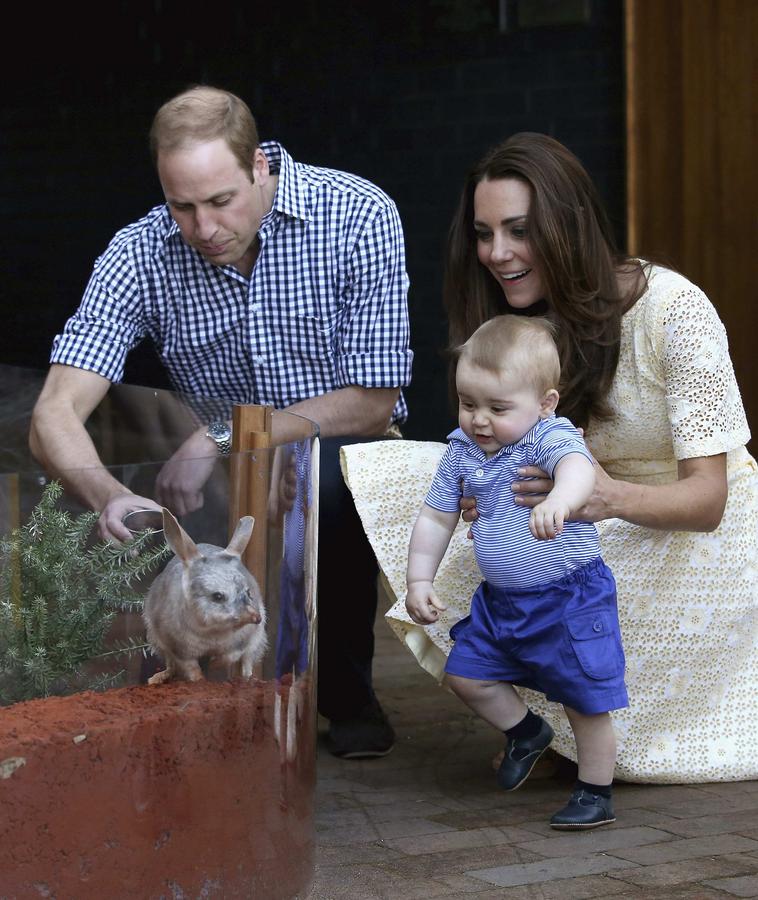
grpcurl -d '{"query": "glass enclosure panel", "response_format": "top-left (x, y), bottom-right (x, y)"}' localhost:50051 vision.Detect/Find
top-left (0, 366), bottom-right (318, 899)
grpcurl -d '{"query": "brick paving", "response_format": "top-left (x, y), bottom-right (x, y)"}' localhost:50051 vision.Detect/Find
top-left (310, 595), bottom-right (758, 899)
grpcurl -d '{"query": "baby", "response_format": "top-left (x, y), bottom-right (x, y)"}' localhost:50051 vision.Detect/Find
top-left (406, 314), bottom-right (627, 830)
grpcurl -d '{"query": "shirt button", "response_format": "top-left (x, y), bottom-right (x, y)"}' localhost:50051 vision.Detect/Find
top-left (592, 620), bottom-right (603, 633)
top-left (253, 354), bottom-right (265, 365)
top-left (475, 468), bottom-right (484, 477)
top-left (250, 303), bottom-right (260, 314)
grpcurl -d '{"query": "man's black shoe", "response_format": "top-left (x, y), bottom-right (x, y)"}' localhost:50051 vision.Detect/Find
top-left (327, 700), bottom-right (395, 759)
top-left (496, 716), bottom-right (554, 791)
top-left (550, 788), bottom-right (616, 829)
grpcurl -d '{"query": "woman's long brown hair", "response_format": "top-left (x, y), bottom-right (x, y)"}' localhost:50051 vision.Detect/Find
top-left (444, 132), bottom-right (641, 429)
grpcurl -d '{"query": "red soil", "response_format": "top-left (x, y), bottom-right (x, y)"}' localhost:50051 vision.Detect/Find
top-left (0, 677), bottom-right (315, 899)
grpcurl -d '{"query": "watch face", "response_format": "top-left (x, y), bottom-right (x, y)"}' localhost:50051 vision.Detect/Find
top-left (208, 422), bottom-right (231, 440)
top-left (207, 422), bottom-right (232, 455)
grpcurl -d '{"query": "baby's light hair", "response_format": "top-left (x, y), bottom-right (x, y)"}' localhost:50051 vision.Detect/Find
top-left (456, 315), bottom-right (560, 396)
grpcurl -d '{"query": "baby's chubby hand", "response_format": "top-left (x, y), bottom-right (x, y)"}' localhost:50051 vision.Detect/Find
top-left (405, 581), bottom-right (447, 625)
top-left (529, 497), bottom-right (570, 540)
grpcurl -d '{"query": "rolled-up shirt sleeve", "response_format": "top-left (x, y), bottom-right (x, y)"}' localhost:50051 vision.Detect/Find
top-left (50, 248), bottom-right (148, 383)
top-left (337, 199), bottom-right (413, 393)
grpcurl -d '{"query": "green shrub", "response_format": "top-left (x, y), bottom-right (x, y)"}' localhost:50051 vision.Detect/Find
top-left (0, 480), bottom-right (170, 704)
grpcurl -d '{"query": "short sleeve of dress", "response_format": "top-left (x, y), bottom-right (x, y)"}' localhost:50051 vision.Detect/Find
top-left (649, 277), bottom-right (751, 459)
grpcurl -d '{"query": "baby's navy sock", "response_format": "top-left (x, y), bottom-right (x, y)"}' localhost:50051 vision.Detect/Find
top-left (576, 778), bottom-right (612, 798)
top-left (505, 708), bottom-right (543, 741)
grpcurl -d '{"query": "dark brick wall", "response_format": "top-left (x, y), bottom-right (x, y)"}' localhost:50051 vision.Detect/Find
top-left (3, 1), bottom-right (624, 440)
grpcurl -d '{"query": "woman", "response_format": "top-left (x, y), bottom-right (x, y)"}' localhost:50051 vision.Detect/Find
top-left (341, 133), bottom-right (757, 783)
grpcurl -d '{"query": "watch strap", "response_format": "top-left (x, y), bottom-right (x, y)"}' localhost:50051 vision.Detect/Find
top-left (206, 421), bottom-right (232, 456)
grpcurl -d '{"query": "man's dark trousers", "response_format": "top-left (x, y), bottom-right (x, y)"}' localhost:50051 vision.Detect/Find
top-left (316, 436), bottom-right (383, 722)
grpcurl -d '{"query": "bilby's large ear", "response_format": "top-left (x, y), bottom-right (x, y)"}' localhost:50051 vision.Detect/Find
top-left (226, 516), bottom-right (255, 557)
top-left (162, 507), bottom-right (201, 563)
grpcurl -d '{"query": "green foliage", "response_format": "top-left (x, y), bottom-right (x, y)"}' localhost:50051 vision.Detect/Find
top-left (0, 481), bottom-right (170, 705)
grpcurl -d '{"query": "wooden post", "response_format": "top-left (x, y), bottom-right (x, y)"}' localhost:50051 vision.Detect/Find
top-left (230, 405), bottom-right (273, 591)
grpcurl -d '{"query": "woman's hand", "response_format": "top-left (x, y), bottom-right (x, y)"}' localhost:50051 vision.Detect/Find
top-left (510, 466), bottom-right (554, 504)
top-left (512, 462), bottom-right (616, 524)
top-left (459, 466), bottom-right (558, 536)
top-left (564, 462), bottom-right (617, 523)
top-left (463, 452), bottom-right (728, 533)
top-left (460, 449), bottom-right (620, 533)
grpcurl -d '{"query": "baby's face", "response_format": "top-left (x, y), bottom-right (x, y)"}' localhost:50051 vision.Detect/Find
top-left (456, 358), bottom-right (547, 456)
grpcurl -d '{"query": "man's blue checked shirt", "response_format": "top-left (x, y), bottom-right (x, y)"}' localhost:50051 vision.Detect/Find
top-left (51, 142), bottom-right (412, 423)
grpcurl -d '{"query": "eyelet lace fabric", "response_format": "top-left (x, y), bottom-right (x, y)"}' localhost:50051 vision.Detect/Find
top-left (340, 266), bottom-right (757, 783)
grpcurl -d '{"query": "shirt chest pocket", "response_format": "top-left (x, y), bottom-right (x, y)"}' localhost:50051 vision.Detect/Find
top-left (279, 312), bottom-right (339, 362)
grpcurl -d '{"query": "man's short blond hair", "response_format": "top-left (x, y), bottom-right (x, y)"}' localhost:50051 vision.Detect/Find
top-left (149, 85), bottom-right (259, 174)
top-left (456, 315), bottom-right (560, 396)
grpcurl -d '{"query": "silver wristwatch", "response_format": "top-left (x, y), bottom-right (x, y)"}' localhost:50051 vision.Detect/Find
top-left (205, 421), bottom-right (232, 456)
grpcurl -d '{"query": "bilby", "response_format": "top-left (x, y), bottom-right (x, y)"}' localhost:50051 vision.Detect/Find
top-left (143, 508), bottom-right (267, 684)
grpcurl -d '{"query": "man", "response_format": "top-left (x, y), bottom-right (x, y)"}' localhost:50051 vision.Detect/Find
top-left (29, 86), bottom-right (413, 758)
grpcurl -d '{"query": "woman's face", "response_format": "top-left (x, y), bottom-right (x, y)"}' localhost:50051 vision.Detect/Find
top-left (473, 177), bottom-right (546, 309)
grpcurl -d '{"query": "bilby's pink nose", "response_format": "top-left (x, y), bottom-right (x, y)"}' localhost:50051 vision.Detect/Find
top-left (236, 591), bottom-right (262, 624)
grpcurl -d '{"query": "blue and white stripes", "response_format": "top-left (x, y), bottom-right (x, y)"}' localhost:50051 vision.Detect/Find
top-left (426, 417), bottom-right (601, 589)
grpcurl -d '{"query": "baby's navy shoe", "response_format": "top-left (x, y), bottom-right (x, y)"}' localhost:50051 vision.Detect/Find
top-left (550, 788), bottom-right (616, 830)
top-left (496, 716), bottom-right (554, 791)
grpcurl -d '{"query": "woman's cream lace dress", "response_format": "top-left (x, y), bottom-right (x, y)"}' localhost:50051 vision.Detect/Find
top-left (341, 266), bottom-right (758, 783)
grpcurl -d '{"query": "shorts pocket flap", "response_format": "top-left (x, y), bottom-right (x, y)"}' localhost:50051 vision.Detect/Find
top-left (567, 612), bottom-right (612, 640)
top-left (566, 609), bottom-right (624, 681)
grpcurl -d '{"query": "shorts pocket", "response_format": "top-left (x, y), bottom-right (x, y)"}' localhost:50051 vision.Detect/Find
top-left (449, 615), bottom-right (472, 642)
top-left (566, 610), bottom-right (624, 680)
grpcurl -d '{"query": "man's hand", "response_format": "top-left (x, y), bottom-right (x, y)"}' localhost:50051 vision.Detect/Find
top-left (98, 493), bottom-right (162, 543)
top-left (529, 496), bottom-right (571, 540)
top-left (405, 581), bottom-right (447, 625)
top-left (155, 428), bottom-right (218, 515)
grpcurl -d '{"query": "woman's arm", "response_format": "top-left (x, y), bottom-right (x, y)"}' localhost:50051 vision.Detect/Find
top-left (513, 453), bottom-right (728, 532)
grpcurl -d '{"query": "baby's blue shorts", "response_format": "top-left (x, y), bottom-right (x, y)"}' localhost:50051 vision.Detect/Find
top-left (444, 557), bottom-right (628, 715)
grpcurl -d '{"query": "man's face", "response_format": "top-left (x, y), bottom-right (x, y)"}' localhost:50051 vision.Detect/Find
top-left (158, 138), bottom-right (271, 275)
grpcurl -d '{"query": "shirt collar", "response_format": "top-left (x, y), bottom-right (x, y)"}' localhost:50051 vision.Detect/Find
top-left (447, 427), bottom-right (493, 460)
top-left (165, 211), bottom-right (181, 242)
top-left (261, 140), bottom-right (311, 223)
